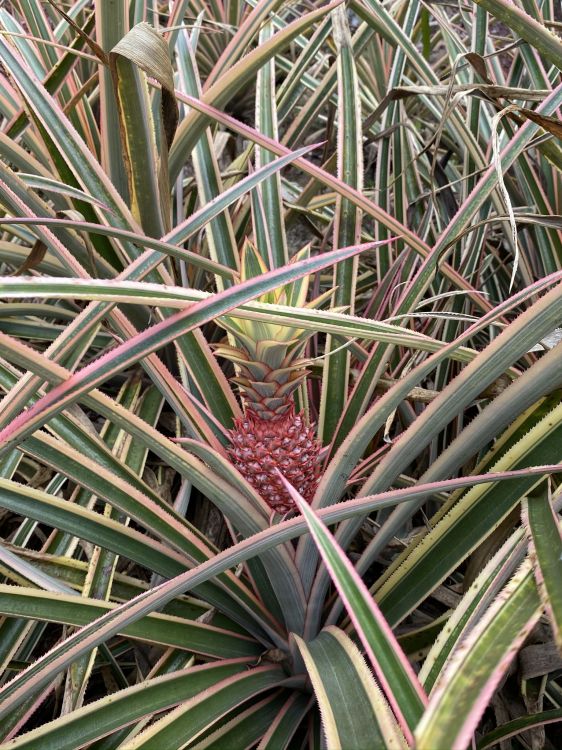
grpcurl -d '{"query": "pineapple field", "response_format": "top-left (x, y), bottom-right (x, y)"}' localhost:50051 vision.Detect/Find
top-left (0, 0), bottom-right (561, 748)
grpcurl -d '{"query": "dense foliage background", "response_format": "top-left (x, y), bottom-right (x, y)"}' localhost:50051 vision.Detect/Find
top-left (0, 0), bottom-right (561, 747)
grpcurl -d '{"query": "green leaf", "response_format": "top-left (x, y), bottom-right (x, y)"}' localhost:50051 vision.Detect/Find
top-left (281, 474), bottom-right (425, 738)
top-left (176, 31), bottom-right (239, 285)
top-left (252, 21), bottom-right (288, 270)
top-left (318, 6), bottom-right (363, 445)
top-left (293, 627), bottom-right (406, 750)
top-left (523, 479), bottom-right (562, 651)
top-left (0, 476), bottom-right (188, 578)
top-left (472, 0), bottom-right (562, 71)
top-left (298, 278), bottom-right (562, 596)
top-left (419, 529), bottom-right (525, 691)
top-left (376, 396), bottom-right (562, 626)
top-left (4, 661), bottom-right (249, 750)
top-left (189, 692), bottom-right (288, 750)
top-left (3, 10), bottom-right (97, 143)
top-left (0, 276), bottom-right (481, 361)
top-left (0, 585), bottom-right (260, 658)
top-left (257, 692), bottom-right (310, 749)
top-left (0, 239), bottom-right (383, 455)
top-left (477, 706), bottom-right (562, 750)
top-left (118, 666), bottom-right (284, 748)
top-left (168, 0), bottom-right (343, 181)
top-left (95, 0), bottom-right (129, 199)
top-left (0, 461), bottom-right (557, 721)
top-left (415, 561), bottom-right (542, 750)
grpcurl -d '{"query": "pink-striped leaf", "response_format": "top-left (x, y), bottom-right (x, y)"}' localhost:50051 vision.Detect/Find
top-left (278, 471), bottom-right (426, 742)
top-left (0, 461), bottom-right (560, 720)
top-left (0, 238), bottom-right (392, 455)
top-left (415, 561), bottom-right (542, 750)
top-left (2, 660), bottom-right (251, 750)
top-left (523, 479), bottom-right (562, 651)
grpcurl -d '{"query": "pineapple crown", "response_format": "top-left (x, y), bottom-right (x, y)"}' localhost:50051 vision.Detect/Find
top-left (215, 241), bottom-right (330, 418)
top-left (217, 241), bottom-right (331, 356)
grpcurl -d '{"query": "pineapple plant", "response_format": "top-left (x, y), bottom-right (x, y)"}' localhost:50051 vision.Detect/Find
top-left (216, 242), bottom-right (323, 514)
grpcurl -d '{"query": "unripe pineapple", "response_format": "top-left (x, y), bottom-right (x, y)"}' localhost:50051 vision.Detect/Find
top-left (216, 243), bottom-right (322, 514)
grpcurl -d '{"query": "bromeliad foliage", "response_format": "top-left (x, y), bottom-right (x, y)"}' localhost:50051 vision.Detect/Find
top-left (0, 0), bottom-right (561, 748)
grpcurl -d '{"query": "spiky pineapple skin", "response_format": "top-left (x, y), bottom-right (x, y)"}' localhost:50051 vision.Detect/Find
top-left (228, 407), bottom-right (321, 515)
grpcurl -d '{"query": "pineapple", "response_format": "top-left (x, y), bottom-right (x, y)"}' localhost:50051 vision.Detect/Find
top-left (216, 243), bottom-right (322, 515)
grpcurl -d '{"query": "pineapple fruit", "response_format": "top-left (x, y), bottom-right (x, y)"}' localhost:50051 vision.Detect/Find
top-left (216, 243), bottom-right (322, 515)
